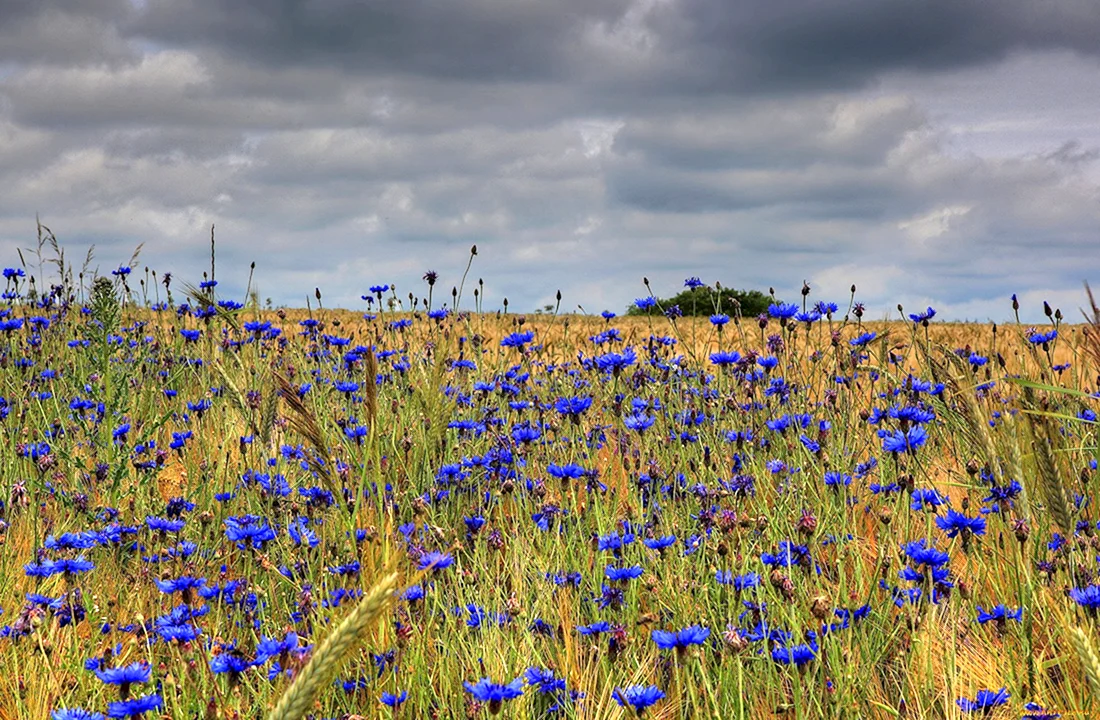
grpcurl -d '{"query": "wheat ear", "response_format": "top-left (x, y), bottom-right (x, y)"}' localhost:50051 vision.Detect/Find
top-left (267, 571), bottom-right (399, 720)
top-left (1070, 627), bottom-right (1100, 700)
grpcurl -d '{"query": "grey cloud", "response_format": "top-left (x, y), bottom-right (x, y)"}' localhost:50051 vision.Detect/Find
top-left (128, 0), bottom-right (634, 82)
top-left (649, 0), bottom-right (1100, 95)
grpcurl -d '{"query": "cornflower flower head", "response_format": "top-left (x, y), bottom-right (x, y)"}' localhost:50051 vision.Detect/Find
top-left (418, 550), bottom-right (454, 573)
top-left (882, 426), bottom-right (928, 455)
top-left (624, 412), bottom-right (655, 433)
top-left (105, 693), bottom-right (162, 718)
top-left (612, 684), bottom-right (666, 715)
top-left (463, 677), bottom-right (524, 713)
top-left (976, 604), bottom-right (1023, 625)
top-left (935, 508), bottom-right (987, 540)
top-left (525, 666), bottom-right (566, 694)
top-left (771, 634), bottom-right (819, 667)
top-left (500, 331), bottom-right (535, 349)
top-left (768, 302), bottom-right (799, 320)
top-left (52, 711), bottom-right (104, 720)
top-left (380, 690), bottom-right (407, 707)
top-left (956, 687), bottom-right (1009, 713)
top-left (850, 331), bottom-right (877, 347)
top-left (94, 661), bottom-right (151, 699)
top-left (1069, 584), bottom-right (1100, 612)
top-left (908, 307), bottom-right (937, 324)
top-left (223, 515), bottom-right (276, 550)
top-left (554, 395), bottom-right (592, 419)
top-left (651, 625), bottom-right (710, 653)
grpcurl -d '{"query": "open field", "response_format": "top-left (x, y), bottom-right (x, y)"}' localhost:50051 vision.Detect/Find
top-left (2, 271), bottom-right (1100, 719)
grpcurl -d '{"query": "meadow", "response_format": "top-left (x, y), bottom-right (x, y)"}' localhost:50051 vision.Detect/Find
top-left (2, 249), bottom-right (1100, 719)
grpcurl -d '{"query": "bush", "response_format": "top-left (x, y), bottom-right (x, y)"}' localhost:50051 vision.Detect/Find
top-left (626, 284), bottom-right (772, 318)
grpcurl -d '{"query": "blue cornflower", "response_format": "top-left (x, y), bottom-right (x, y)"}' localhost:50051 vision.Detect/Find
top-left (710, 351), bottom-right (742, 366)
top-left (768, 302), bottom-right (799, 320)
top-left (501, 331), bottom-right (535, 348)
top-left (903, 539), bottom-right (950, 567)
top-left (26, 557), bottom-right (95, 577)
top-left (612, 684), bottom-right (665, 714)
top-left (463, 677), bottom-right (523, 712)
top-left (882, 426), bottom-right (928, 454)
top-left (380, 690), bottom-right (407, 707)
top-left (255, 631), bottom-right (307, 665)
top-left (771, 634), bottom-right (819, 666)
top-left (155, 575), bottom-right (207, 597)
top-left (716, 571), bottom-right (760, 590)
top-left (594, 349), bottom-right (637, 374)
top-left (976, 605), bottom-right (1023, 624)
top-left (547, 462), bottom-right (586, 480)
top-left (146, 516), bottom-right (186, 534)
top-left (554, 396), bottom-right (592, 418)
top-left (634, 297), bottom-right (657, 311)
top-left (850, 331), bottom-right (877, 347)
top-left (94, 662), bottom-right (151, 688)
top-left (761, 541), bottom-right (810, 568)
top-left (935, 509), bottom-right (987, 538)
top-left (643, 535), bottom-right (677, 552)
top-left (709, 314), bottom-right (730, 326)
top-left (1028, 329), bottom-right (1057, 345)
top-left (1070, 584), bottom-right (1100, 610)
top-left (956, 687), bottom-right (1009, 713)
top-left (210, 650), bottom-right (254, 676)
top-left (418, 551), bottom-right (454, 573)
top-left (525, 666), bottom-right (566, 694)
top-left (908, 307), bottom-right (936, 324)
top-left (888, 405), bottom-right (936, 424)
top-left (684, 277), bottom-right (704, 288)
top-left (605, 565), bottom-right (644, 582)
top-left (224, 515), bottom-right (276, 550)
top-left (624, 413), bottom-right (655, 433)
top-left (823, 471), bottom-right (851, 489)
top-left (576, 621), bottom-right (612, 635)
top-left (106, 693), bottom-right (162, 718)
top-left (651, 625), bottom-right (710, 651)
top-left (910, 488), bottom-right (947, 511)
top-left (52, 711), bottom-right (105, 720)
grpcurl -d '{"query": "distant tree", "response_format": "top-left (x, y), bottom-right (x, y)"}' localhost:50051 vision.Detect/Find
top-left (626, 283), bottom-right (772, 318)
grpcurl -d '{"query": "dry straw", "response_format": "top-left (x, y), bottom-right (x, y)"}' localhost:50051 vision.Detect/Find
top-left (267, 571), bottom-right (400, 720)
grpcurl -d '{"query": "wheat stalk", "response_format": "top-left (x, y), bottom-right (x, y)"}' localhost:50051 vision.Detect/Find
top-left (1070, 627), bottom-right (1100, 700)
top-left (267, 571), bottom-right (399, 720)
top-left (273, 370), bottom-right (336, 490)
top-left (1022, 388), bottom-right (1075, 536)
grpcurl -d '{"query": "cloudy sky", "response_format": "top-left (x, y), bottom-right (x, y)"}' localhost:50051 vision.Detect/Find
top-left (2, 0), bottom-right (1099, 322)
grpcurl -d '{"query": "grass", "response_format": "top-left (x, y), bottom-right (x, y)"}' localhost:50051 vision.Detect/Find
top-left (0, 252), bottom-right (1098, 719)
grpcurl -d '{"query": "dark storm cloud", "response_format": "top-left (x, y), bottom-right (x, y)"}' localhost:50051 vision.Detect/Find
top-left (128, 0), bottom-right (634, 81)
top-left (648, 0), bottom-right (1100, 94)
top-left (123, 0), bottom-right (1100, 96)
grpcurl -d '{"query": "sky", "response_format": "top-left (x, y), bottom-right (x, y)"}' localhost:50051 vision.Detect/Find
top-left (1, 0), bottom-right (1099, 323)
